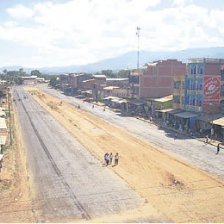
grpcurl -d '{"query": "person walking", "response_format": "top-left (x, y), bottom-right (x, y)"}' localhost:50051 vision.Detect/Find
top-left (104, 153), bottom-right (108, 165)
top-left (109, 153), bottom-right (113, 165)
top-left (216, 143), bottom-right (220, 155)
top-left (114, 153), bottom-right (119, 166)
top-left (206, 135), bottom-right (208, 144)
top-left (106, 153), bottom-right (109, 166)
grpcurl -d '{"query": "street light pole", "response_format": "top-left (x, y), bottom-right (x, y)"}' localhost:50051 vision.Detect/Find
top-left (136, 26), bottom-right (141, 70)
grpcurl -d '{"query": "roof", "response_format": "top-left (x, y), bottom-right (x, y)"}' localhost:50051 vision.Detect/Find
top-left (145, 62), bottom-right (158, 67)
top-left (0, 154), bottom-right (3, 161)
top-left (103, 86), bottom-right (120, 90)
top-left (93, 75), bottom-right (106, 78)
top-left (213, 117), bottom-right (224, 126)
top-left (82, 79), bottom-right (94, 83)
top-left (106, 78), bottom-right (129, 81)
top-left (0, 118), bottom-right (7, 130)
top-left (0, 111), bottom-right (6, 117)
top-left (197, 113), bottom-right (222, 122)
top-left (156, 108), bottom-right (174, 113)
top-left (166, 109), bottom-right (183, 114)
top-left (174, 111), bottom-right (199, 119)
top-left (0, 136), bottom-right (6, 145)
top-left (153, 95), bottom-right (173, 103)
top-left (129, 101), bottom-right (144, 106)
top-left (81, 90), bottom-right (92, 94)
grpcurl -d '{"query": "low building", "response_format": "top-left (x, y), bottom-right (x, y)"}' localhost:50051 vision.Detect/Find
top-left (106, 78), bottom-right (129, 87)
top-left (130, 59), bottom-right (186, 99)
top-left (22, 76), bottom-right (37, 85)
top-left (103, 86), bottom-right (119, 97)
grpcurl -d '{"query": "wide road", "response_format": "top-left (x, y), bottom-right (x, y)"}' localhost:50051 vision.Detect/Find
top-left (40, 85), bottom-right (224, 180)
top-left (13, 86), bottom-right (143, 222)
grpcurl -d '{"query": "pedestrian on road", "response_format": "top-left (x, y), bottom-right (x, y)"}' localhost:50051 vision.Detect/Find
top-left (104, 153), bottom-right (107, 164)
top-left (109, 152), bottom-right (113, 165)
top-left (106, 153), bottom-right (110, 166)
top-left (216, 143), bottom-right (220, 155)
top-left (92, 105), bottom-right (94, 109)
top-left (114, 153), bottom-right (119, 166)
top-left (206, 135), bottom-right (209, 144)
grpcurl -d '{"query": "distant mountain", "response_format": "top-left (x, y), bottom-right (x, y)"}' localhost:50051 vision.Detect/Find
top-left (1, 47), bottom-right (224, 74)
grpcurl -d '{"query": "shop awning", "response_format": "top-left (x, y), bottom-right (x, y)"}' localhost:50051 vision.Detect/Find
top-left (212, 117), bottom-right (224, 126)
top-left (174, 111), bottom-right (199, 119)
top-left (129, 101), bottom-right (144, 106)
top-left (0, 136), bottom-right (6, 145)
top-left (197, 113), bottom-right (222, 122)
top-left (0, 118), bottom-right (7, 130)
top-left (155, 108), bottom-right (173, 113)
top-left (166, 109), bottom-right (183, 114)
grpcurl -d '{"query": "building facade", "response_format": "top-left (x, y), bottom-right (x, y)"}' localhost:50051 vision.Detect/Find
top-left (130, 60), bottom-right (186, 99)
top-left (185, 58), bottom-right (224, 113)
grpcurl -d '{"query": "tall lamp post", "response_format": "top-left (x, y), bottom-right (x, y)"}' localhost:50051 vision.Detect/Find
top-left (136, 26), bottom-right (141, 70)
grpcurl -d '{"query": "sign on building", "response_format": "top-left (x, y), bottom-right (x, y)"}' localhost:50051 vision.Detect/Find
top-left (203, 76), bottom-right (220, 104)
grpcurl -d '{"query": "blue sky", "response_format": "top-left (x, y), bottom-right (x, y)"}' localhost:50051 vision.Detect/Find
top-left (0, 0), bottom-right (224, 68)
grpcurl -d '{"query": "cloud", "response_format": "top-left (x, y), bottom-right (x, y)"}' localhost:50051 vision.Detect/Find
top-left (7, 4), bottom-right (34, 19)
top-left (0, 0), bottom-right (224, 67)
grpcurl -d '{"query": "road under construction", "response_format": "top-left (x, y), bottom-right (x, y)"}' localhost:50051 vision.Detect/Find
top-left (0, 85), bottom-right (224, 222)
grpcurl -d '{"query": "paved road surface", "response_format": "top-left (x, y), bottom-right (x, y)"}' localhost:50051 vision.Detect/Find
top-left (40, 85), bottom-right (224, 180)
top-left (13, 86), bottom-right (143, 222)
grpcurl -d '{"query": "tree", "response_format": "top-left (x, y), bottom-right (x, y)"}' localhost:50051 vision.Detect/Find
top-left (3, 69), bottom-right (7, 75)
top-left (31, 70), bottom-right (42, 77)
top-left (49, 77), bottom-right (59, 87)
top-left (101, 70), bottom-right (115, 78)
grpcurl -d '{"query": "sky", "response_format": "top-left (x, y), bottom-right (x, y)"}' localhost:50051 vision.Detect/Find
top-left (0, 0), bottom-right (224, 68)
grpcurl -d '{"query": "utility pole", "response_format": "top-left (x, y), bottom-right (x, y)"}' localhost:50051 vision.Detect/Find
top-left (136, 26), bottom-right (141, 69)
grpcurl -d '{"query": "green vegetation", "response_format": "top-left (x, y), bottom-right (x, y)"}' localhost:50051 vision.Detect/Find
top-left (97, 69), bottom-right (130, 78)
top-left (1, 181), bottom-right (11, 190)
top-left (0, 69), bottom-right (53, 86)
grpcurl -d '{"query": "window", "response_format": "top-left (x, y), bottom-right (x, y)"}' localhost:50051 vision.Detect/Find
top-left (191, 65), bottom-right (196, 74)
top-left (174, 81), bottom-right (181, 89)
top-left (221, 69), bottom-right (224, 81)
top-left (198, 64), bottom-right (204, 75)
top-left (173, 95), bottom-right (180, 104)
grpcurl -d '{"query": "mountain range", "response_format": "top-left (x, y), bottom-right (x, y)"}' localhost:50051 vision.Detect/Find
top-left (1, 47), bottom-right (224, 74)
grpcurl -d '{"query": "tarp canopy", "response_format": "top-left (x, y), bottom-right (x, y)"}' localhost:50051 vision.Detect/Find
top-left (0, 136), bottom-right (6, 145)
top-left (174, 111), bottom-right (199, 119)
top-left (213, 117), bottom-right (224, 126)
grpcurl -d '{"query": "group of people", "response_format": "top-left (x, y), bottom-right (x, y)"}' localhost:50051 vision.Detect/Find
top-left (104, 152), bottom-right (119, 166)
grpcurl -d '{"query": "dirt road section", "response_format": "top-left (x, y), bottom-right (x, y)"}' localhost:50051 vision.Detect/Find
top-left (0, 91), bottom-right (35, 222)
top-left (29, 88), bottom-right (224, 222)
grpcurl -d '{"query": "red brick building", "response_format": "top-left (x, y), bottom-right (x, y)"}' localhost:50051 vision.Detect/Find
top-left (140, 59), bottom-right (186, 98)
